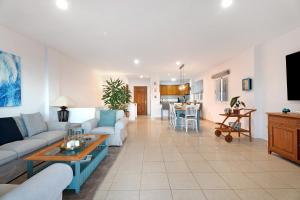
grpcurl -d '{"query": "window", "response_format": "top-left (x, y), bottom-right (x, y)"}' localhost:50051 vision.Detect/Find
top-left (193, 80), bottom-right (203, 101)
top-left (215, 77), bottom-right (228, 101)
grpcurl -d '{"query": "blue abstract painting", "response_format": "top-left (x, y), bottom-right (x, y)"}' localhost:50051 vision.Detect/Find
top-left (0, 51), bottom-right (21, 107)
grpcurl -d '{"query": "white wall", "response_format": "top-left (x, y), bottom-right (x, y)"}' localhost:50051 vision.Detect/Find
top-left (0, 25), bottom-right (110, 121)
top-left (198, 26), bottom-right (300, 139)
top-left (198, 48), bottom-right (255, 123)
top-left (254, 27), bottom-right (300, 139)
top-left (128, 78), bottom-right (151, 115)
top-left (150, 77), bottom-right (161, 118)
top-left (0, 26), bottom-right (47, 118)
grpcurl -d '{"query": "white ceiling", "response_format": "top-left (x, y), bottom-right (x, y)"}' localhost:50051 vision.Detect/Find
top-left (0, 0), bottom-right (300, 79)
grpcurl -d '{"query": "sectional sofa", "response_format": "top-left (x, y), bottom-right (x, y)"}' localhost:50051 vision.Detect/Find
top-left (0, 113), bottom-right (68, 183)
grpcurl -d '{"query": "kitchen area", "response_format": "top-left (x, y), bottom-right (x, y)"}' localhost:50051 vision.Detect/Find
top-left (160, 79), bottom-right (203, 120)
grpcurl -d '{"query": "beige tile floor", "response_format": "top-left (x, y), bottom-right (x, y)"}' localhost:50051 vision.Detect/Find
top-left (93, 117), bottom-right (300, 200)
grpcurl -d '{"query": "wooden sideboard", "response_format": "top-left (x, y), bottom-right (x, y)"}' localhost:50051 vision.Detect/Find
top-left (267, 113), bottom-right (300, 164)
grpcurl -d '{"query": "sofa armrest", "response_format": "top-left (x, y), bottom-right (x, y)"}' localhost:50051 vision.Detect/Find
top-left (81, 118), bottom-right (98, 133)
top-left (47, 121), bottom-right (69, 131)
top-left (115, 118), bottom-right (128, 131)
top-left (0, 163), bottom-right (73, 200)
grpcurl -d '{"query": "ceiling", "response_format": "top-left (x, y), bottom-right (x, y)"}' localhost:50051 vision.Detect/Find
top-left (0, 0), bottom-right (300, 79)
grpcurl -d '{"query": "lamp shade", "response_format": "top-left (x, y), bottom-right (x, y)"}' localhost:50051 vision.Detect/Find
top-left (51, 96), bottom-right (72, 107)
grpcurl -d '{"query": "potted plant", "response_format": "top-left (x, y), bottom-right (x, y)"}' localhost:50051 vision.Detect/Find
top-left (230, 96), bottom-right (246, 114)
top-left (102, 78), bottom-right (132, 116)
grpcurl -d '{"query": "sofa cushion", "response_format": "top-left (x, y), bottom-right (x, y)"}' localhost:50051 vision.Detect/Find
top-left (13, 116), bottom-right (28, 138)
top-left (0, 139), bottom-right (47, 158)
top-left (98, 110), bottom-right (116, 127)
top-left (0, 118), bottom-right (23, 146)
top-left (116, 110), bottom-right (125, 121)
top-left (91, 127), bottom-right (115, 135)
top-left (0, 150), bottom-right (18, 166)
top-left (29, 131), bottom-right (66, 145)
top-left (21, 113), bottom-right (48, 137)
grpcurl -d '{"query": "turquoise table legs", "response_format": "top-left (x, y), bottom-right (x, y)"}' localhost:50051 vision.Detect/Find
top-left (74, 162), bottom-right (81, 194)
top-left (27, 160), bottom-right (33, 178)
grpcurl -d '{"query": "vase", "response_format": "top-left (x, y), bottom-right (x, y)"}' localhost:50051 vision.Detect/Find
top-left (224, 108), bottom-right (232, 114)
top-left (233, 109), bottom-right (240, 115)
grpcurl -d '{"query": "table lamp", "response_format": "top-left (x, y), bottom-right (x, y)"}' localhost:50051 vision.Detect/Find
top-left (51, 96), bottom-right (72, 122)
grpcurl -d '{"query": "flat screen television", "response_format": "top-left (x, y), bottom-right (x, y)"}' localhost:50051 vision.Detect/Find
top-left (286, 51), bottom-right (300, 100)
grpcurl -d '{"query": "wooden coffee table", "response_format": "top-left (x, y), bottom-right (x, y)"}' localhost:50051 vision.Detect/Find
top-left (25, 134), bottom-right (109, 193)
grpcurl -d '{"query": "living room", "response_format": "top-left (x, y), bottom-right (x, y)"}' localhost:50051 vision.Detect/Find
top-left (0, 0), bottom-right (300, 200)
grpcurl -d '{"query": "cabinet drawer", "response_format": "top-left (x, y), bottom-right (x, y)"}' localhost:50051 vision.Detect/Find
top-left (269, 116), bottom-right (299, 128)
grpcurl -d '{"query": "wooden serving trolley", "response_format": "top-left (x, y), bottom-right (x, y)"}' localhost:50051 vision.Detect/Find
top-left (215, 108), bottom-right (256, 143)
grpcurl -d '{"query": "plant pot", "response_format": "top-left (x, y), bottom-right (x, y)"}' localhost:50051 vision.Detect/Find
top-left (233, 109), bottom-right (240, 115)
top-left (224, 108), bottom-right (232, 114)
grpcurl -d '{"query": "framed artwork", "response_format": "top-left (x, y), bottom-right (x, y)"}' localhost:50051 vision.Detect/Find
top-left (0, 50), bottom-right (21, 107)
top-left (242, 78), bottom-right (252, 91)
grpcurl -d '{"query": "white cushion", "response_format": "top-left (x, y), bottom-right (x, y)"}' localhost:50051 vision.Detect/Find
top-left (116, 110), bottom-right (125, 121)
top-left (0, 150), bottom-right (18, 166)
top-left (0, 184), bottom-right (18, 197)
top-left (91, 127), bottom-right (115, 135)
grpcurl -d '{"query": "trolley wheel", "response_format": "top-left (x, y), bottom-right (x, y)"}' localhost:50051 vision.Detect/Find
top-left (225, 134), bottom-right (233, 143)
top-left (215, 130), bottom-right (222, 137)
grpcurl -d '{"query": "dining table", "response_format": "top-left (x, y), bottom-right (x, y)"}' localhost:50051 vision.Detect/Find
top-left (175, 106), bottom-right (201, 130)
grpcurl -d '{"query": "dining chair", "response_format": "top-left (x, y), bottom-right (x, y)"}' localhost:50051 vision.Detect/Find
top-left (169, 104), bottom-right (177, 128)
top-left (184, 105), bottom-right (198, 132)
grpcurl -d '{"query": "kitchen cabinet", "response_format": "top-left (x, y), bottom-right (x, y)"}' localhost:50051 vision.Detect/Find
top-left (160, 84), bottom-right (190, 95)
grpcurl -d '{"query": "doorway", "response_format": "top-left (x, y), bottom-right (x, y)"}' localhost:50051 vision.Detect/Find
top-left (134, 86), bottom-right (147, 115)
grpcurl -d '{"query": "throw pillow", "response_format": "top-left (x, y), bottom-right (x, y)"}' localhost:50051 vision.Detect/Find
top-left (98, 110), bottom-right (116, 127)
top-left (0, 117), bottom-right (23, 145)
top-left (21, 112), bottom-right (48, 137)
top-left (13, 116), bottom-right (29, 137)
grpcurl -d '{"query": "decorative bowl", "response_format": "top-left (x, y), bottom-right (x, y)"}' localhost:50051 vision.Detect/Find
top-left (60, 140), bottom-right (85, 151)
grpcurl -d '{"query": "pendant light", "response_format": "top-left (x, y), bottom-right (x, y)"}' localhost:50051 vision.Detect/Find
top-left (178, 64), bottom-right (186, 91)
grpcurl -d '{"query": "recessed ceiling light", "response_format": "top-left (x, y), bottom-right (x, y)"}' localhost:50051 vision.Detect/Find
top-left (56, 0), bottom-right (69, 10)
top-left (139, 75), bottom-right (144, 79)
top-left (171, 78), bottom-right (177, 82)
top-left (176, 61), bottom-right (181, 66)
top-left (134, 59), bottom-right (140, 65)
top-left (221, 0), bottom-right (233, 8)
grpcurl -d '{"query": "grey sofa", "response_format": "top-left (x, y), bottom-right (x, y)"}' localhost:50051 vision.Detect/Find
top-left (0, 163), bottom-right (73, 200)
top-left (0, 114), bottom-right (68, 183)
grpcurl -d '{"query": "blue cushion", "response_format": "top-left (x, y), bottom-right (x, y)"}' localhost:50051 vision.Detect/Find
top-left (98, 110), bottom-right (116, 127)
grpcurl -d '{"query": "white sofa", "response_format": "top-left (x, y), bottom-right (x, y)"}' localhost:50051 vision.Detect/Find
top-left (81, 109), bottom-right (128, 146)
top-left (0, 163), bottom-right (73, 200)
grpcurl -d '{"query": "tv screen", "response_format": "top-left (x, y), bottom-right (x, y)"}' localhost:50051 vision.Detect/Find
top-left (286, 51), bottom-right (300, 100)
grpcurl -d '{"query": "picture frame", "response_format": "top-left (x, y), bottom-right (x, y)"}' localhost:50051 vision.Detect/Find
top-left (0, 50), bottom-right (22, 107)
top-left (242, 78), bottom-right (252, 91)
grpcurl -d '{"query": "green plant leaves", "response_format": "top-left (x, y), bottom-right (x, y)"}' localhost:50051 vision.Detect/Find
top-left (101, 78), bottom-right (132, 110)
top-left (229, 96), bottom-right (246, 108)
top-left (230, 96), bottom-right (240, 108)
